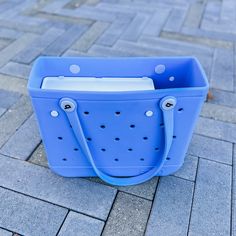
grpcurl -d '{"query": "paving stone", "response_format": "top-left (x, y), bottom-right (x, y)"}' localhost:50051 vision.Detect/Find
top-left (88, 44), bottom-right (132, 57)
top-left (189, 159), bottom-right (231, 236)
top-left (164, 8), bottom-right (187, 32)
top-left (233, 144), bottom-right (236, 236)
top-left (0, 62), bottom-right (31, 79)
top-left (103, 192), bottom-right (151, 236)
top-left (161, 31), bottom-right (233, 49)
top-left (220, 0), bottom-right (236, 21)
top-left (0, 74), bottom-right (27, 95)
top-left (0, 154), bottom-right (117, 220)
top-left (0, 108), bottom-right (6, 117)
top-left (208, 89), bottom-right (236, 108)
top-left (72, 21), bottom-right (109, 52)
top-left (0, 228), bottom-right (12, 236)
top-left (29, 143), bottom-right (48, 167)
top-left (42, 25), bottom-right (87, 56)
top-left (114, 40), bottom-right (178, 56)
top-left (63, 49), bottom-right (89, 57)
top-left (173, 155), bottom-right (198, 182)
top-left (0, 38), bottom-right (11, 51)
top-left (0, 33), bottom-right (37, 68)
top-left (183, 2), bottom-right (204, 28)
top-left (143, 8), bottom-right (170, 36)
top-left (0, 89), bottom-right (21, 109)
top-left (121, 13), bottom-right (149, 41)
top-left (58, 211), bottom-right (104, 236)
top-left (63, 5), bottom-right (117, 22)
top-left (201, 102), bottom-right (236, 124)
top-left (41, 0), bottom-right (72, 13)
top-left (181, 25), bottom-right (236, 42)
top-left (0, 96), bottom-right (32, 148)
top-left (13, 27), bottom-right (65, 64)
top-left (211, 48), bottom-right (234, 91)
top-left (195, 116), bottom-right (236, 143)
top-left (118, 177), bottom-right (158, 200)
top-left (145, 176), bottom-right (194, 236)
top-left (95, 1), bottom-right (152, 15)
top-left (203, 1), bottom-right (221, 23)
top-left (96, 20), bottom-right (128, 46)
top-left (1, 114), bottom-right (41, 160)
top-left (0, 187), bottom-right (67, 236)
top-left (188, 134), bottom-right (232, 165)
top-left (138, 35), bottom-right (213, 56)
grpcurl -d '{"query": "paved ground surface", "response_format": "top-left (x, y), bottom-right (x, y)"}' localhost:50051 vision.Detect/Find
top-left (0, 0), bottom-right (235, 235)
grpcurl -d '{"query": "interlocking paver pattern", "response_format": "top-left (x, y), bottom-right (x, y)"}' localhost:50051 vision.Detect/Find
top-left (0, 0), bottom-right (235, 235)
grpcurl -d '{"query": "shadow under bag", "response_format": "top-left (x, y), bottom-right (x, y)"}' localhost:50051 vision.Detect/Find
top-left (28, 57), bottom-right (208, 186)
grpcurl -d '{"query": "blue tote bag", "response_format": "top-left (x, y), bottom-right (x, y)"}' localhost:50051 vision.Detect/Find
top-left (28, 57), bottom-right (208, 186)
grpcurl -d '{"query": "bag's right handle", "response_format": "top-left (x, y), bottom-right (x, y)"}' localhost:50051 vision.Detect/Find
top-left (60, 96), bottom-right (176, 186)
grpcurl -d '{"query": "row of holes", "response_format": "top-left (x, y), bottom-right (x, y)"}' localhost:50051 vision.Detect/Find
top-left (101, 147), bottom-right (160, 152)
top-left (83, 108), bottom-right (184, 116)
top-left (58, 136), bottom-right (177, 141)
top-left (60, 147), bottom-right (160, 152)
top-left (62, 157), bottom-right (171, 162)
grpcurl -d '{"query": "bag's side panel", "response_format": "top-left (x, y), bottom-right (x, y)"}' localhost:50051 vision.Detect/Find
top-left (31, 94), bottom-right (204, 178)
top-left (158, 95), bottom-right (205, 176)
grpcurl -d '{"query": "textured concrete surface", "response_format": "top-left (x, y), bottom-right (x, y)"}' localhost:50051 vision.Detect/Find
top-left (0, 0), bottom-right (235, 235)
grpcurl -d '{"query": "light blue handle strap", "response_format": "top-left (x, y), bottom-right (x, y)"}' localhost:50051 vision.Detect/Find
top-left (60, 96), bottom-right (176, 186)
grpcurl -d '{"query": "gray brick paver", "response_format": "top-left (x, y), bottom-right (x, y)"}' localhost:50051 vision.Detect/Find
top-left (72, 21), bottom-right (109, 52)
top-left (0, 228), bottom-right (12, 236)
top-left (233, 144), bottom-right (236, 236)
top-left (0, 62), bottom-right (31, 79)
top-left (211, 48), bottom-right (234, 91)
top-left (195, 116), bottom-right (236, 143)
top-left (102, 192), bottom-right (152, 236)
top-left (0, 33), bottom-right (38, 68)
top-left (173, 154), bottom-right (198, 181)
top-left (0, 114), bottom-right (41, 160)
top-left (42, 24), bottom-right (88, 56)
top-left (0, 154), bottom-right (117, 220)
top-left (0, 95), bottom-right (32, 148)
top-left (58, 211), bottom-right (104, 236)
top-left (189, 159), bottom-right (231, 236)
top-left (0, 187), bottom-right (67, 236)
top-left (188, 134), bottom-right (233, 165)
top-left (145, 176), bottom-right (194, 236)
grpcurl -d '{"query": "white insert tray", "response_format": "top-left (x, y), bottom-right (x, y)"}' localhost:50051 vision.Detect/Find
top-left (41, 76), bottom-right (155, 91)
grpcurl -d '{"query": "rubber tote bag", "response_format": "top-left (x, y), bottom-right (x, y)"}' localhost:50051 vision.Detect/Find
top-left (28, 57), bottom-right (208, 186)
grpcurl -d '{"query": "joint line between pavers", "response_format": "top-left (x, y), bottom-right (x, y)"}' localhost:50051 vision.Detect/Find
top-left (100, 190), bottom-right (119, 235)
top-left (187, 156), bottom-right (199, 235)
top-left (230, 143), bottom-right (235, 236)
top-left (143, 177), bottom-right (161, 235)
top-left (55, 210), bottom-right (70, 236)
top-left (0, 185), bottom-right (106, 222)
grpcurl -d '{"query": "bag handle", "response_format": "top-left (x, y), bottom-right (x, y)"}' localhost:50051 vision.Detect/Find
top-left (60, 96), bottom-right (176, 186)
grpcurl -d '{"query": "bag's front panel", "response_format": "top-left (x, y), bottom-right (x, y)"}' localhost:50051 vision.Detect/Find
top-left (32, 94), bottom-right (204, 177)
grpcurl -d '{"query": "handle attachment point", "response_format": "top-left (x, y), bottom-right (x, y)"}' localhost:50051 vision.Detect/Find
top-left (60, 98), bottom-right (76, 112)
top-left (160, 96), bottom-right (176, 110)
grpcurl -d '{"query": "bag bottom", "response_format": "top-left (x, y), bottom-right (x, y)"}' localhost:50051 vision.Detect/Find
top-left (48, 164), bottom-right (182, 178)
